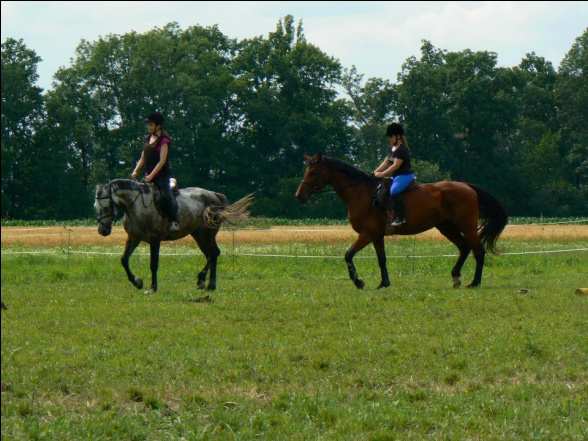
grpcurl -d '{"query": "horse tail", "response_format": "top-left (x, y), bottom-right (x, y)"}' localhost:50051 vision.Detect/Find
top-left (468, 184), bottom-right (508, 254)
top-left (204, 194), bottom-right (254, 228)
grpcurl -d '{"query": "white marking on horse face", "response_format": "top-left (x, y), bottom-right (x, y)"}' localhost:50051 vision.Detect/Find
top-left (94, 185), bottom-right (113, 220)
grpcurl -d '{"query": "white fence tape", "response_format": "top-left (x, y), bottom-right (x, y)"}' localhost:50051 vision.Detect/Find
top-left (2, 247), bottom-right (587, 259)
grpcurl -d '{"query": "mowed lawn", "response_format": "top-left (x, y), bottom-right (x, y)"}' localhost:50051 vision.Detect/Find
top-left (1, 238), bottom-right (587, 440)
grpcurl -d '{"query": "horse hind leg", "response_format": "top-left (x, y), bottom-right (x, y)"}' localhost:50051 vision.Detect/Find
top-left (458, 226), bottom-right (485, 288)
top-left (436, 223), bottom-right (471, 288)
top-left (206, 234), bottom-right (221, 291)
top-left (192, 230), bottom-right (211, 289)
top-left (192, 228), bottom-right (220, 291)
top-left (466, 233), bottom-right (485, 288)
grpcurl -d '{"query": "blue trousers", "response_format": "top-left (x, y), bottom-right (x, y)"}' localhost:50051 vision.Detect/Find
top-left (390, 173), bottom-right (416, 196)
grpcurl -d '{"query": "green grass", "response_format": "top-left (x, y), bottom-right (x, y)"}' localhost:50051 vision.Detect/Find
top-left (2, 239), bottom-right (588, 440)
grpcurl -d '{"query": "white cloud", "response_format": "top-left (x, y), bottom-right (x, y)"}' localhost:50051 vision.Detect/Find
top-left (2, 1), bottom-right (587, 89)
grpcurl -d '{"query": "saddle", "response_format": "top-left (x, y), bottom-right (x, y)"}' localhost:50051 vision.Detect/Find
top-left (372, 178), bottom-right (417, 209)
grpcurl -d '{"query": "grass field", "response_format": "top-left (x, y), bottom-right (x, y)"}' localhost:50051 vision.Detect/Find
top-left (1, 226), bottom-right (588, 440)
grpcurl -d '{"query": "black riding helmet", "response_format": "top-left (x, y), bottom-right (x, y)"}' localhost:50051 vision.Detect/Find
top-left (145, 111), bottom-right (164, 126)
top-left (386, 122), bottom-right (404, 137)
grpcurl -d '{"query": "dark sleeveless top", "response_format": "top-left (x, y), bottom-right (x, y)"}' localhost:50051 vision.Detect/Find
top-left (143, 132), bottom-right (172, 179)
top-left (387, 144), bottom-right (413, 177)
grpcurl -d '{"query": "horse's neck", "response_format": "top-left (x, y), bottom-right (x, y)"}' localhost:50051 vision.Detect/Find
top-left (329, 172), bottom-right (374, 206)
top-left (111, 188), bottom-right (138, 214)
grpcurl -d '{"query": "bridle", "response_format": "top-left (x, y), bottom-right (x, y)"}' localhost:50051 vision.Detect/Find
top-left (95, 181), bottom-right (150, 226)
top-left (95, 184), bottom-right (115, 226)
top-left (299, 165), bottom-right (365, 197)
top-left (298, 178), bottom-right (331, 196)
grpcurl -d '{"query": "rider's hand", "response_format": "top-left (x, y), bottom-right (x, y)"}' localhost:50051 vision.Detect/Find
top-left (144, 175), bottom-right (153, 183)
top-left (131, 171), bottom-right (138, 180)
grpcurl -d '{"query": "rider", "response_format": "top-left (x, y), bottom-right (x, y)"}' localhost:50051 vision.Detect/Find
top-left (131, 111), bottom-right (180, 232)
top-left (373, 122), bottom-right (416, 226)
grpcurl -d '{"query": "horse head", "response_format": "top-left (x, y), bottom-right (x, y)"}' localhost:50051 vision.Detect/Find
top-left (295, 153), bottom-right (328, 203)
top-left (94, 183), bottom-right (115, 236)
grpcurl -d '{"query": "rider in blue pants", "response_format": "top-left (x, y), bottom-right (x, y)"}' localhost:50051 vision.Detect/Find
top-left (373, 122), bottom-right (415, 226)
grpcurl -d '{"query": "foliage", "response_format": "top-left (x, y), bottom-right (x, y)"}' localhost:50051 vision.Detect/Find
top-left (2, 23), bottom-right (587, 219)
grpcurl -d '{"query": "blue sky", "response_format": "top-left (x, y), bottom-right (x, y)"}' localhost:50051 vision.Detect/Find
top-left (2, 1), bottom-right (587, 91)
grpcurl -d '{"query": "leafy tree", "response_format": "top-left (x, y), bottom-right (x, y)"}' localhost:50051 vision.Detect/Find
top-left (1, 38), bottom-right (44, 218)
top-left (231, 15), bottom-right (353, 213)
top-left (556, 28), bottom-right (588, 188)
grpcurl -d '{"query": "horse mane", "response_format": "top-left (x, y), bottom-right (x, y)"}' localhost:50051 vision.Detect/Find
top-left (109, 178), bottom-right (147, 193)
top-left (322, 156), bottom-right (378, 185)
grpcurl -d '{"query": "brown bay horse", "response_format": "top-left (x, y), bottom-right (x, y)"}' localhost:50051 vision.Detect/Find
top-left (295, 154), bottom-right (508, 289)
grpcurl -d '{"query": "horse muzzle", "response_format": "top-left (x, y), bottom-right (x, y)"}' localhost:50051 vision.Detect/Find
top-left (295, 190), bottom-right (309, 204)
top-left (98, 224), bottom-right (112, 236)
top-left (295, 185), bottom-right (309, 204)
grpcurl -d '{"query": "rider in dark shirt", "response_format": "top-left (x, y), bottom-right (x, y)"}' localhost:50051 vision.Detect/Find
top-left (373, 123), bottom-right (416, 226)
top-left (131, 112), bottom-right (180, 232)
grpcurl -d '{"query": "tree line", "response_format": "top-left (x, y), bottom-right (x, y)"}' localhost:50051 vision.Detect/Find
top-left (2, 16), bottom-right (587, 219)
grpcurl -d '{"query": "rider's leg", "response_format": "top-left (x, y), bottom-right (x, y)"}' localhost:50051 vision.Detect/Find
top-left (155, 176), bottom-right (180, 230)
top-left (388, 174), bottom-right (415, 226)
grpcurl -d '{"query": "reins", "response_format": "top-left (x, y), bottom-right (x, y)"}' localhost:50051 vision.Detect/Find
top-left (96, 180), bottom-right (151, 225)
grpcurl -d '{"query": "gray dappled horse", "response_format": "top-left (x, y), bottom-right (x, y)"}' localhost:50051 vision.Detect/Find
top-left (94, 179), bottom-right (253, 293)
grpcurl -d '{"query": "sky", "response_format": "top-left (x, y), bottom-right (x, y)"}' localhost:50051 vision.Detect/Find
top-left (2, 1), bottom-right (587, 91)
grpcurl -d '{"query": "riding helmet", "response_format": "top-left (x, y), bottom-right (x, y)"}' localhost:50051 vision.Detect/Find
top-left (145, 111), bottom-right (165, 126)
top-left (386, 122), bottom-right (404, 137)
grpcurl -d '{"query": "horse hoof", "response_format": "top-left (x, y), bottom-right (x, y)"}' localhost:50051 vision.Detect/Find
top-left (355, 279), bottom-right (365, 290)
top-left (377, 282), bottom-right (390, 289)
top-left (197, 281), bottom-right (206, 290)
top-left (144, 288), bottom-right (156, 295)
top-left (466, 283), bottom-right (480, 289)
top-left (134, 278), bottom-right (143, 290)
top-left (206, 285), bottom-right (216, 291)
top-left (453, 278), bottom-right (462, 288)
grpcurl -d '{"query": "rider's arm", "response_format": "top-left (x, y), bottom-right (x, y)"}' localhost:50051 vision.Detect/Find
top-left (375, 158), bottom-right (404, 178)
top-left (145, 143), bottom-right (169, 182)
top-left (374, 158), bottom-right (391, 174)
top-left (131, 151), bottom-right (145, 178)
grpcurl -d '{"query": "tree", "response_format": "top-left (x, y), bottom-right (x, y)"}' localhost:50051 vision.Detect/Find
top-left (342, 66), bottom-right (397, 169)
top-left (231, 15), bottom-right (353, 214)
top-left (556, 28), bottom-right (588, 188)
top-left (1, 38), bottom-right (44, 218)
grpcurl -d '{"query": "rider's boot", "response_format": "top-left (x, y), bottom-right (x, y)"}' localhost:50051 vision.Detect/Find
top-left (169, 221), bottom-right (180, 232)
top-left (391, 196), bottom-right (406, 226)
top-left (385, 195), bottom-right (406, 227)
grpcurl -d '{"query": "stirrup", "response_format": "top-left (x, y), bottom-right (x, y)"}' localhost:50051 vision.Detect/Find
top-left (390, 217), bottom-right (406, 227)
top-left (169, 221), bottom-right (180, 232)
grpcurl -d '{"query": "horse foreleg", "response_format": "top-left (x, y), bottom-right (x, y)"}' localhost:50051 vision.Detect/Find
top-left (121, 237), bottom-right (142, 289)
top-left (373, 236), bottom-right (390, 289)
top-left (345, 234), bottom-right (371, 289)
top-left (148, 241), bottom-right (160, 293)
